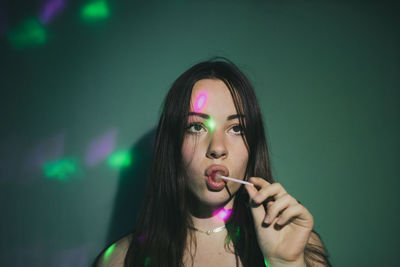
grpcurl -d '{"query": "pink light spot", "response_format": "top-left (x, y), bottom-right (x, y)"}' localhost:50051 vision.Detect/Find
top-left (40, 0), bottom-right (66, 24)
top-left (213, 208), bottom-right (232, 222)
top-left (85, 128), bottom-right (117, 167)
top-left (138, 233), bottom-right (147, 245)
top-left (194, 92), bottom-right (208, 112)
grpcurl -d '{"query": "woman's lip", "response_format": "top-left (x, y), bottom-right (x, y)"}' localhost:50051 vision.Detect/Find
top-left (206, 175), bottom-right (226, 191)
top-left (204, 164), bottom-right (229, 190)
top-left (210, 171), bottom-right (224, 182)
top-left (205, 164), bottom-right (229, 177)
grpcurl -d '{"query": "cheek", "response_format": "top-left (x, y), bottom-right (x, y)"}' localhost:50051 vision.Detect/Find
top-left (181, 138), bottom-right (202, 165)
top-left (233, 147), bottom-right (249, 174)
top-left (182, 139), bottom-right (193, 163)
top-left (238, 157), bottom-right (248, 173)
top-left (182, 146), bottom-right (202, 182)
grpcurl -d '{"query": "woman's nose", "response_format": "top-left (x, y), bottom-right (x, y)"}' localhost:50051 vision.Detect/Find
top-left (206, 131), bottom-right (228, 159)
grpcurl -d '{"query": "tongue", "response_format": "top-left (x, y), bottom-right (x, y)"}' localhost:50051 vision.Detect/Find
top-left (211, 172), bottom-right (224, 182)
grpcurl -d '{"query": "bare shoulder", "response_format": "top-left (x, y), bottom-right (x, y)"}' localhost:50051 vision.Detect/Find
top-left (95, 234), bottom-right (132, 267)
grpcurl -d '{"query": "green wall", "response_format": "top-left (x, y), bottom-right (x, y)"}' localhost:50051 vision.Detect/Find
top-left (1, 1), bottom-right (399, 266)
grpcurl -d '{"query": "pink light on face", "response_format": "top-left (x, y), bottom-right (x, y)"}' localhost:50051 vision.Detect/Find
top-left (193, 92), bottom-right (208, 112)
top-left (213, 208), bottom-right (232, 222)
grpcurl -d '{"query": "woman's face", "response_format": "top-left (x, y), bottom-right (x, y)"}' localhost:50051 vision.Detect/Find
top-left (182, 79), bottom-right (249, 207)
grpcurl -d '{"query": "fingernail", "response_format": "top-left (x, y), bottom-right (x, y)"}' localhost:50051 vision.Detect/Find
top-left (265, 215), bottom-right (271, 224)
top-left (277, 217), bottom-right (284, 225)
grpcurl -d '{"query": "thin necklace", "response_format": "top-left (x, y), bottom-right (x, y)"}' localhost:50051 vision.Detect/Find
top-left (189, 225), bottom-right (226, 235)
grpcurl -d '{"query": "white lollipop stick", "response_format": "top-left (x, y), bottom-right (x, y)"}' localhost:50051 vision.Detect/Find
top-left (220, 175), bottom-right (254, 186)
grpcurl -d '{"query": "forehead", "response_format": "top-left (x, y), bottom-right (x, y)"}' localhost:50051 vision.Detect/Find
top-left (190, 79), bottom-right (237, 115)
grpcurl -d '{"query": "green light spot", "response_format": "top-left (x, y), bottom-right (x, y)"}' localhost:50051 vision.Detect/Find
top-left (8, 18), bottom-right (47, 49)
top-left (264, 258), bottom-right (269, 267)
top-left (107, 150), bottom-right (132, 169)
top-left (144, 256), bottom-right (151, 266)
top-left (81, 0), bottom-right (110, 22)
top-left (206, 118), bottom-right (216, 132)
top-left (103, 243), bottom-right (116, 261)
top-left (235, 226), bottom-right (240, 239)
top-left (226, 235), bottom-right (231, 245)
top-left (43, 158), bottom-right (78, 180)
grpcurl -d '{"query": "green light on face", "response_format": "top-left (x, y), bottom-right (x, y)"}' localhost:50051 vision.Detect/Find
top-left (107, 150), bottom-right (132, 169)
top-left (81, 0), bottom-right (109, 22)
top-left (206, 118), bottom-right (216, 132)
top-left (103, 243), bottom-right (116, 261)
top-left (43, 158), bottom-right (77, 180)
top-left (264, 258), bottom-right (269, 267)
top-left (8, 18), bottom-right (47, 49)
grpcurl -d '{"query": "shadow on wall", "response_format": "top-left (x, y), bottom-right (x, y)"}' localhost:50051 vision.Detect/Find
top-left (105, 128), bottom-right (156, 246)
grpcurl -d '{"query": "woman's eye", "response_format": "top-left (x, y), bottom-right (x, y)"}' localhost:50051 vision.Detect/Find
top-left (230, 125), bottom-right (244, 135)
top-left (186, 123), bottom-right (206, 134)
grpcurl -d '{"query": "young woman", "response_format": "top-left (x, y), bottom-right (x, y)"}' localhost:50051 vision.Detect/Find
top-left (94, 58), bottom-right (331, 267)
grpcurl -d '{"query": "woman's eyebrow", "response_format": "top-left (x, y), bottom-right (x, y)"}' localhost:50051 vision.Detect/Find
top-left (227, 114), bottom-right (245, 121)
top-left (188, 112), bottom-right (245, 121)
top-left (188, 112), bottom-right (210, 119)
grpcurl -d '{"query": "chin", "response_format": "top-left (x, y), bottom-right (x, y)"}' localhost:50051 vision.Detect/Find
top-left (198, 191), bottom-right (233, 207)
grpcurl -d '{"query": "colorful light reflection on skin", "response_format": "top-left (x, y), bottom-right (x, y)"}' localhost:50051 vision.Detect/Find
top-left (193, 92), bottom-right (208, 112)
top-left (103, 243), bottom-right (116, 262)
top-left (205, 117), bottom-right (216, 132)
top-left (40, 0), bottom-right (66, 24)
top-left (213, 208), bottom-right (232, 222)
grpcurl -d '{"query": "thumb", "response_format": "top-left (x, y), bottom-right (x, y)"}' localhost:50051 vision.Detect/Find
top-left (245, 184), bottom-right (266, 226)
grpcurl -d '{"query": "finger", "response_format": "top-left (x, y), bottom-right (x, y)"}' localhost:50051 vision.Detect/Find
top-left (264, 193), bottom-right (294, 224)
top-left (276, 204), bottom-right (308, 226)
top-left (249, 177), bottom-right (271, 189)
top-left (251, 181), bottom-right (287, 204)
top-left (245, 184), bottom-right (266, 226)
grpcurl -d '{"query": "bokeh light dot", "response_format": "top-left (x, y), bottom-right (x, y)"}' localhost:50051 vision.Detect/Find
top-left (81, 0), bottom-right (110, 22)
top-left (107, 150), bottom-right (132, 169)
top-left (43, 158), bottom-right (78, 180)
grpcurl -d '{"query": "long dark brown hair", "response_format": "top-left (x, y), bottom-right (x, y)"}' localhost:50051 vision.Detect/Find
top-left (123, 58), bottom-right (330, 267)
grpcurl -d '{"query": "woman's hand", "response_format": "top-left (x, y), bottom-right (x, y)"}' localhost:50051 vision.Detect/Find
top-left (245, 177), bottom-right (314, 267)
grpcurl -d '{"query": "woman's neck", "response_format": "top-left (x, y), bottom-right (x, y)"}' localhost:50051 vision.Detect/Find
top-left (189, 197), bottom-right (235, 231)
